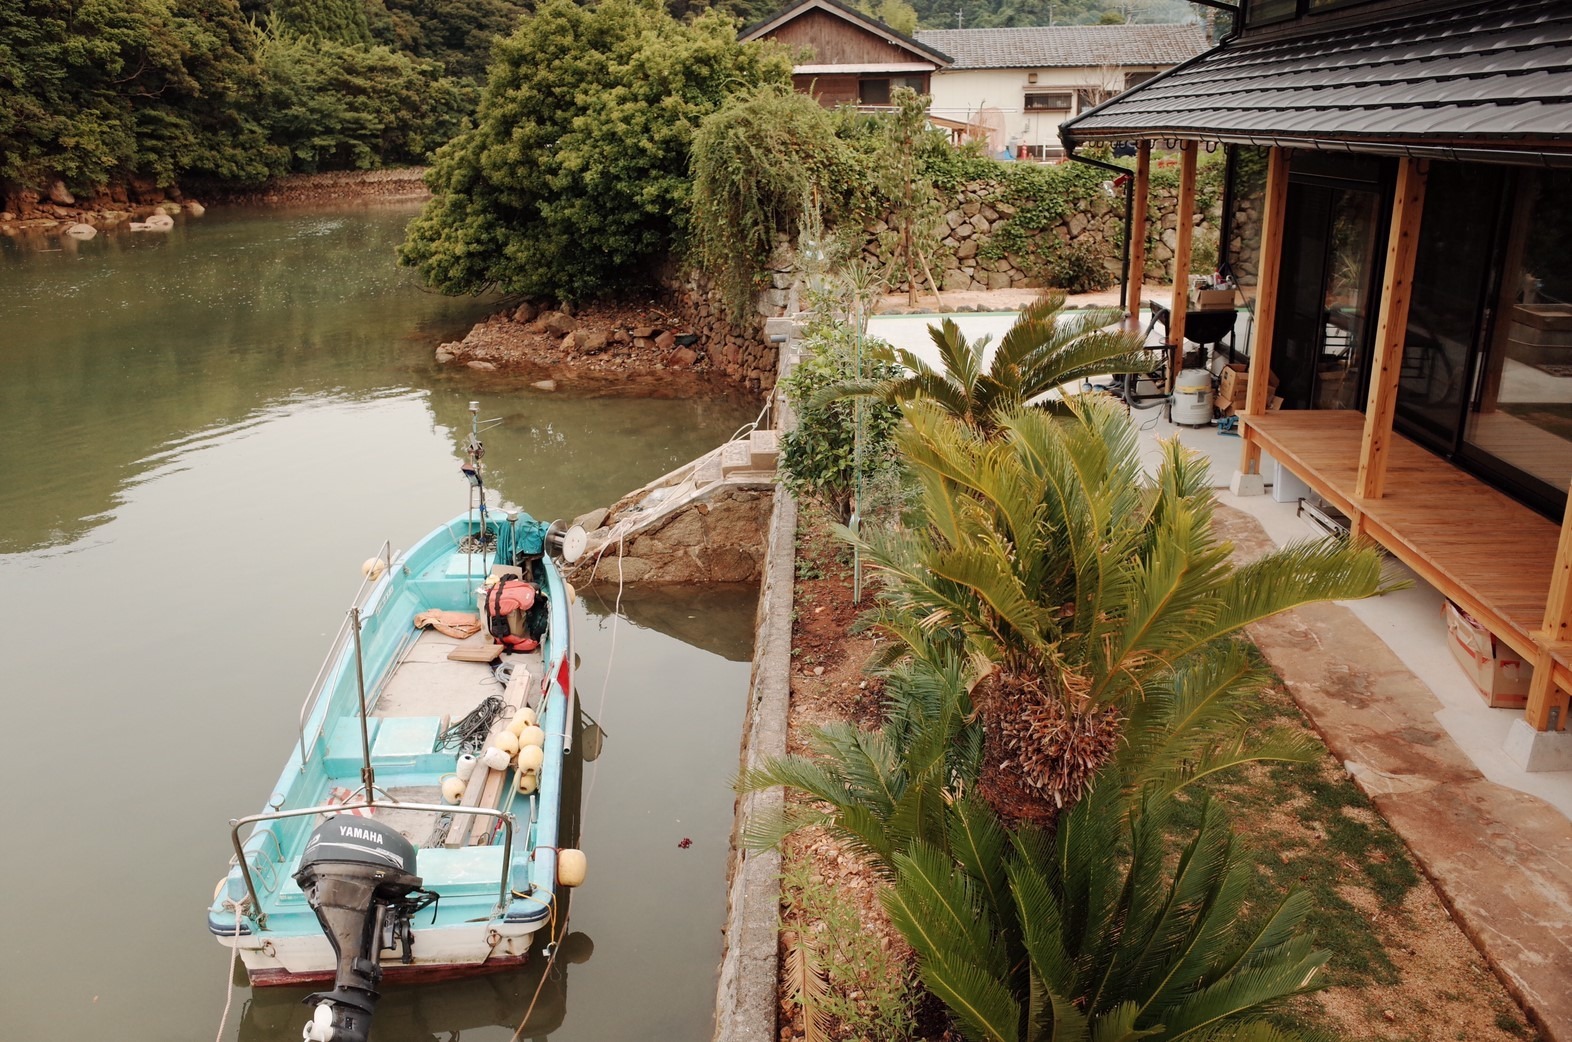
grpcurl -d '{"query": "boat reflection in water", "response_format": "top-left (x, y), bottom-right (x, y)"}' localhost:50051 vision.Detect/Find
top-left (237, 927), bottom-right (594, 1042)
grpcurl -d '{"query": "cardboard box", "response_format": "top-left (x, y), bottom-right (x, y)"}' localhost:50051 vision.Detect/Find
top-left (1217, 362), bottom-right (1279, 404)
top-left (1443, 601), bottom-right (1532, 708)
top-left (1190, 287), bottom-right (1237, 310)
top-left (1213, 392), bottom-right (1235, 418)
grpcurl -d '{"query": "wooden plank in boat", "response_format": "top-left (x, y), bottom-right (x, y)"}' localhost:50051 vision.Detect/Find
top-left (469, 766), bottom-right (507, 846)
top-left (444, 763), bottom-right (492, 848)
top-left (447, 640), bottom-right (503, 663)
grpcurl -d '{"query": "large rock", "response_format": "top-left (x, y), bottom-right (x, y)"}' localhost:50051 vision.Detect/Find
top-left (49, 181), bottom-right (75, 206)
top-left (542, 311), bottom-right (576, 335)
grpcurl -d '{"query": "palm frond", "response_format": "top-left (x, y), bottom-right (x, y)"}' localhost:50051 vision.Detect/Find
top-left (784, 932), bottom-right (834, 1042)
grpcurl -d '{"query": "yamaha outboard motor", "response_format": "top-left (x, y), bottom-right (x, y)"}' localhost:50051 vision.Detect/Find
top-left (294, 816), bottom-right (436, 1042)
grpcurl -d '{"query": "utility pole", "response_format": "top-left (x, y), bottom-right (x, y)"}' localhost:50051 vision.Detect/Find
top-left (956, 6), bottom-right (963, 27)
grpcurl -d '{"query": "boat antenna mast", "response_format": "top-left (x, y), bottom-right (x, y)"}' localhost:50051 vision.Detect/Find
top-left (459, 402), bottom-right (504, 575)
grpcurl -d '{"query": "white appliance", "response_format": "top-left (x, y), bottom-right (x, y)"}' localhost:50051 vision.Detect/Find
top-left (1172, 368), bottom-right (1213, 426)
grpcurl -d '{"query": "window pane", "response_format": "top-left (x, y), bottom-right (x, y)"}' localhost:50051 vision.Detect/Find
top-left (1398, 162), bottom-right (1502, 449)
top-left (1466, 167), bottom-right (1572, 508)
top-left (1245, 0), bottom-right (1298, 25)
top-left (860, 78), bottom-right (890, 105)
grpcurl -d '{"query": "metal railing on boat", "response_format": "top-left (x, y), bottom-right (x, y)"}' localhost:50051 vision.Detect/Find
top-left (228, 802), bottom-right (515, 929)
top-left (296, 540), bottom-right (395, 769)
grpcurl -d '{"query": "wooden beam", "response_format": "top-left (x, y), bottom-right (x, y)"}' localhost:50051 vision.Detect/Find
top-left (1166, 142), bottom-right (1198, 393)
top-left (1238, 147), bottom-right (1290, 476)
top-left (1356, 157), bottom-right (1427, 501)
top-left (1126, 142), bottom-right (1151, 332)
top-left (1526, 480), bottom-right (1572, 731)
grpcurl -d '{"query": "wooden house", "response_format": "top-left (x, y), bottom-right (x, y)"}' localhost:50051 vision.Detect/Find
top-left (739, 0), bottom-right (952, 108)
top-left (913, 25), bottom-right (1207, 160)
top-left (1060, 0), bottom-right (1572, 766)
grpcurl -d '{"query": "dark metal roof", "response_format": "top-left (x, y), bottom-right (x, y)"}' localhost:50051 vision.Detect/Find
top-left (1061, 0), bottom-right (1572, 158)
top-left (913, 24), bottom-right (1207, 70)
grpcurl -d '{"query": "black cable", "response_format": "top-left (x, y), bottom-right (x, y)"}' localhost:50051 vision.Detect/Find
top-left (438, 695), bottom-right (508, 751)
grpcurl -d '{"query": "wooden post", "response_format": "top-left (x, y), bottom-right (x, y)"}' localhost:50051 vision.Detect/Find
top-left (1356, 157), bottom-right (1428, 501)
top-left (1526, 481), bottom-right (1572, 731)
top-left (1166, 142), bottom-right (1198, 393)
top-left (1126, 142), bottom-right (1151, 332)
top-left (1238, 147), bottom-right (1290, 476)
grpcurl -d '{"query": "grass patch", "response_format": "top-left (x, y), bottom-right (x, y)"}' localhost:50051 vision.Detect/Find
top-left (1172, 643), bottom-right (1422, 999)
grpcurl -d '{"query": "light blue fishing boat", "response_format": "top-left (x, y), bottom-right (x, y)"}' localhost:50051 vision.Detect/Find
top-left (207, 403), bottom-right (588, 1042)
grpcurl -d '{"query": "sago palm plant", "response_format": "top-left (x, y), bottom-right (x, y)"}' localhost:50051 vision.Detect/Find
top-left (826, 291), bottom-right (1153, 434)
top-left (855, 395), bottom-right (1395, 827)
top-left (885, 771), bottom-right (1335, 1042)
top-left (739, 649), bottom-right (982, 872)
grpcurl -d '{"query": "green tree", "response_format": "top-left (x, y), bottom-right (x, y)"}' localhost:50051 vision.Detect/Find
top-left (830, 292), bottom-right (1152, 433)
top-left (270, 0), bottom-right (371, 43)
top-left (690, 85), bottom-right (866, 319)
top-left (0, 0), bottom-right (277, 194)
top-left (372, 0), bottom-right (526, 80)
top-left (779, 321), bottom-right (904, 525)
top-left (399, 0), bottom-right (791, 301)
top-left (253, 27), bottom-right (472, 172)
top-left (877, 87), bottom-right (948, 305)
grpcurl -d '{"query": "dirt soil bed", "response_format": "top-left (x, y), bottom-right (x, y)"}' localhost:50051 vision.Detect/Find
top-left (779, 502), bottom-right (1538, 1042)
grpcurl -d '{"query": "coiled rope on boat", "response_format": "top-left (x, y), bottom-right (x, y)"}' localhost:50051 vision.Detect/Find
top-left (437, 694), bottom-right (509, 751)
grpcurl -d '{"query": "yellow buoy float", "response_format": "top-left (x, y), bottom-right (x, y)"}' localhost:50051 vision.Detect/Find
top-left (506, 705), bottom-right (537, 736)
top-left (517, 724), bottom-right (545, 749)
top-left (360, 557), bottom-right (387, 581)
top-left (491, 730), bottom-right (521, 757)
top-left (440, 774), bottom-right (466, 804)
top-left (516, 744), bottom-right (544, 772)
top-left (515, 770), bottom-right (539, 795)
top-left (557, 848), bottom-right (587, 887)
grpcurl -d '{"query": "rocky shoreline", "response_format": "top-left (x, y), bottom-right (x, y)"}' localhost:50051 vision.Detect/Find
top-left (432, 297), bottom-right (755, 399)
top-left (0, 167), bottom-right (430, 233)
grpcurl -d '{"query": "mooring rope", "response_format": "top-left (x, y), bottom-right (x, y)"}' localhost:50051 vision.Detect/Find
top-left (213, 899), bottom-right (244, 1042)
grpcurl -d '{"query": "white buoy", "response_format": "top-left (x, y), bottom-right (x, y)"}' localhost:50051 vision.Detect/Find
top-left (455, 753), bottom-right (478, 782)
top-left (491, 730), bottom-right (520, 757)
top-left (481, 745), bottom-right (511, 771)
top-left (557, 848), bottom-right (588, 887)
top-left (517, 724), bottom-right (545, 749)
top-left (506, 704), bottom-right (537, 736)
top-left (516, 770), bottom-right (539, 795)
top-left (361, 556), bottom-right (386, 581)
top-left (440, 774), bottom-right (466, 804)
top-left (516, 744), bottom-right (544, 772)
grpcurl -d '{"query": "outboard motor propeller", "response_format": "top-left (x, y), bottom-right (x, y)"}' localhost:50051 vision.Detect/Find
top-left (294, 815), bottom-right (436, 1042)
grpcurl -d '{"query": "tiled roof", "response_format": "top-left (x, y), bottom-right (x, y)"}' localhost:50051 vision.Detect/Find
top-left (1061, 0), bottom-right (1572, 154)
top-left (914, 24), bottom-right (1207, 70)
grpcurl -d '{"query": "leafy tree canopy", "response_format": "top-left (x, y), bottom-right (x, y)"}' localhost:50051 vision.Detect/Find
top-left (0, 0), bottom-right (273, 190)
top-left (270, 0), bottom-right (370, 44)
top-left (370, 0), bottom-right (527, 80)
top-left (399, 0), bottom-right (792, 301)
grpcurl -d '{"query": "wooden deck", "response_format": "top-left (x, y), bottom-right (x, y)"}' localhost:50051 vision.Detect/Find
top-left (1243, 411), bottom-right (1559, 670)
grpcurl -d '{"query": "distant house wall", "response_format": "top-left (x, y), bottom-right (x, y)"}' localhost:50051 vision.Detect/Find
top-left (928, 65), bottom-right (1171, 158)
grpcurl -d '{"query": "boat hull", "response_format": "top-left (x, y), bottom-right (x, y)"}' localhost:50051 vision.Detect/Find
top-left (209, 509), bottom-right (578, 989)
top-left (220, 924), bottom-right (538, 986)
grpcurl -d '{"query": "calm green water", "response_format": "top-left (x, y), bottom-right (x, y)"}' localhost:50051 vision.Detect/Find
top-left (0, 205), bottom-right (760, 1041)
